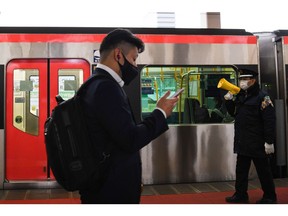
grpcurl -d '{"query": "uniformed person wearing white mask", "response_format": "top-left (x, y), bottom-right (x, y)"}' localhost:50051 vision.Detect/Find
top-left (224, 68), bottom-right (277, 204)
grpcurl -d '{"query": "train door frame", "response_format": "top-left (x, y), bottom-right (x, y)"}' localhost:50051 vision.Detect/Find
top-left (257, 32), bottom-right (288, 177)
top-left (0, 65), bottom-right (5, 189)
top-left (274, 35), bottom-right (288, 176)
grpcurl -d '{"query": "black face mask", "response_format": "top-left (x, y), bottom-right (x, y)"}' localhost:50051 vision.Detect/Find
top-left (117, 55), bottom-right (139, 86)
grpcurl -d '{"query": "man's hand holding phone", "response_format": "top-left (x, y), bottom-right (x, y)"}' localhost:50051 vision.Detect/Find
top-left (156, 88), bottom-right (184, 118)
top-left (170, 88), bottom-right (185, 98)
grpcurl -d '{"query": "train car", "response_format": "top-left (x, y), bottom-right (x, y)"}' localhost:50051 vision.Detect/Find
top-left (0, 27), bottom-right (260, 189)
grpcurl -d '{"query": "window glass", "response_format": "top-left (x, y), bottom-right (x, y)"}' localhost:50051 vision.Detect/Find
top-left (58, 69), bottom-right (84, 100)
top-left (13, 69), bottom-right (39, 135)
top-left (29, 75), bottom-right (39, 116)
top-left (141, 66), bottom-right (237, 124)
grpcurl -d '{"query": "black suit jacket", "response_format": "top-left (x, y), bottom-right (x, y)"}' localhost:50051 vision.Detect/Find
top-left (80, 68), bottom-right (168, 203)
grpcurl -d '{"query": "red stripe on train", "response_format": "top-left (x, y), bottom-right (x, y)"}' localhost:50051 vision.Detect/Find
top-left (0, 34), bottom-right (257, 44)
top-left (138, 35), bottom-right (257, 44)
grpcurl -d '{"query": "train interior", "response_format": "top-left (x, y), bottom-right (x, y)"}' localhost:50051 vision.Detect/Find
top-left (140, 65), bottom-right (237, 125)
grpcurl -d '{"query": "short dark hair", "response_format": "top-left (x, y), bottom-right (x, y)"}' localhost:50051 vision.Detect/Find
top-left (99, 28), bottom-right (145, 54)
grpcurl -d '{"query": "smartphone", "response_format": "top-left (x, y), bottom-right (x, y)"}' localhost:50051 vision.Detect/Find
top-left (170, 88), bottom-right (184, 98)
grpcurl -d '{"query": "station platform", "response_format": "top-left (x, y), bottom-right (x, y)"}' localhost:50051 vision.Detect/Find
top-left (1, 178), bottom-right (288, 204)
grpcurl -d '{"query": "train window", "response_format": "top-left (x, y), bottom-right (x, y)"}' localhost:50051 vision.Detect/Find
top-left (13, 69), bottom-right (39, 135)
top-left (140, 66), bottom-right (237, 124)
top-left (58, 69), bottom-right (84, 100)
top-left (29, 75), bottom-right (39, 116)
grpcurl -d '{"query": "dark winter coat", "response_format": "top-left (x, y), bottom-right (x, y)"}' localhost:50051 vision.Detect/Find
top-left (225, 83), bottom-right (276, 158)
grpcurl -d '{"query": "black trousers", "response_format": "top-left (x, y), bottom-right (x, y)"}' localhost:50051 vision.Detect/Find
top-left (235, 154), bottom-right (277, 200)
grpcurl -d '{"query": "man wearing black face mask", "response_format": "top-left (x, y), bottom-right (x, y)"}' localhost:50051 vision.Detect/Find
top-left (78, 29), bottom-right (179, 204)
top-left (224, 69), bottom-right (277, 204)
top-left (116, 50), bottom-right (139, 85)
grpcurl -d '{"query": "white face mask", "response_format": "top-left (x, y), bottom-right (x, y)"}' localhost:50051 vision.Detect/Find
top-left (239, 80), bottom-right (250, 90)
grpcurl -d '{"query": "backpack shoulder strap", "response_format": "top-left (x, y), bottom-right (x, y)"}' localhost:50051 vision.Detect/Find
top-left (76, 71), bottom-right (115, 96)
top-left (76, 74), bottom-right (103, 96)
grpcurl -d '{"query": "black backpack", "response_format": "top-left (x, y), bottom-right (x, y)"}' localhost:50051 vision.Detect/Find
top-left (44, 74), bottom-right (110, 191)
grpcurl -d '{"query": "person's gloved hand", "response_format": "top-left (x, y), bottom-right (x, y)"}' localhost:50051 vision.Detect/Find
top-left (224, 91), bottom-right (233, 100)
top-left (264, 143), bottom-right (275, 154)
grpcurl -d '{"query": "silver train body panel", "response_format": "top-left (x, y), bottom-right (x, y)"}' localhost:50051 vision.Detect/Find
top-left (0, 42), bottom-right (258, 64)
top-left (141, 124), bottom-right (255, 184)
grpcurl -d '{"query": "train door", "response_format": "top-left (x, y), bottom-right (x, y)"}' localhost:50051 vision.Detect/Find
top-left (5, 59), bottom-right (90, 181)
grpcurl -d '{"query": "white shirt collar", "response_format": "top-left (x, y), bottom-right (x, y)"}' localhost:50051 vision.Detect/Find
top-left (96, 63), bottom-right (124, 87)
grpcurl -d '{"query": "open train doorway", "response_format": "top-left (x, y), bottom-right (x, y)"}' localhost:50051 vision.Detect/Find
top-left (5, 59), bottom-right (90, 183)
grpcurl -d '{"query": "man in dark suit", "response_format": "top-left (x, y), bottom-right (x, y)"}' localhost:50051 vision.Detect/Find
top-left (79, 29), bottom-right (179, 204)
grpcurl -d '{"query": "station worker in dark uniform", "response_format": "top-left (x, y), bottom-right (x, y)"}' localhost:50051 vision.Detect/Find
top-left (79, 29), bottom-right (179, 204)
top-left (224, 68), bottom-right (277, 204)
